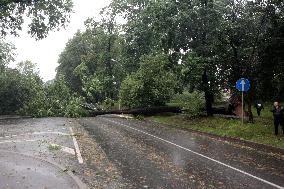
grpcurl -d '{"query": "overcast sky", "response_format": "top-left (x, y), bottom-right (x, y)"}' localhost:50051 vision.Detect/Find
top-left (7, 0), bottom-right (111, 82)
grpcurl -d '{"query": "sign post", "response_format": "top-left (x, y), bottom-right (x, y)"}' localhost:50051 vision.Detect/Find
top-left (242, 91), bottom-right (244, 125)
top-left (236, 78), bottom-right (250, 125)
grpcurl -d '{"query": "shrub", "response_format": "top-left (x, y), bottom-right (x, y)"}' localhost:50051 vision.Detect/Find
top-left (20, 76), bottom-right (88, 118)
top-left (64, 96), bottom-right (88, 118)
top-left (119, 53), bottom-right (179, 108)
top-left (172, 91), bottom-right (205, 117)
top-left (99, 98), bottom-right (116, 110)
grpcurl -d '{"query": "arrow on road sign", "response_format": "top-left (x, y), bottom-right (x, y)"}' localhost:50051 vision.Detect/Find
top-left (236, 78), bottom-right (249, 92)
top-left (241, 79), bottom-right (245, 91)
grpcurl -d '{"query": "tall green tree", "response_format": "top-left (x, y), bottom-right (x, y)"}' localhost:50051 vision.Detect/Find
top-left (0, 0), bottom-right (73, 39)
top-left (57, 17), bottom-right (125, 103)
top-left (57, 31), bottom-right (87, 92)
top-left (55, 0), bottom-right (284, 112)
top-left (110, 0), bottom-right (284, 109)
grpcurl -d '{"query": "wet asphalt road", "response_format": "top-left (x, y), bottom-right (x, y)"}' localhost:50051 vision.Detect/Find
top-left (80, 116), bottom-right (284, 189)
top-left (1, 116), bottom-right (283, 189)
top-left (0, 117), bottom-right (87, 189)
top-left (0, 152), bottom-right (79, 189)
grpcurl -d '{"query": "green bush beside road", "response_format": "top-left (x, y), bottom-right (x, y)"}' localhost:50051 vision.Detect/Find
top-left (119, 53), bottom-right (179, 108)
top-left (170, 91), bottom-right (205, 117)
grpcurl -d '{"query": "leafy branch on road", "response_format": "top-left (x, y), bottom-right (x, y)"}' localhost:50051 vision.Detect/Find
top-left (48, 144), bottom-right (62, 151)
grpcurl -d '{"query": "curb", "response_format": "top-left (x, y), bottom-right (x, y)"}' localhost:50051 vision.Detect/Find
top-left (0, 115), bottom-right (32, 120)
top-left (180, 127), bottom-right (284, 156)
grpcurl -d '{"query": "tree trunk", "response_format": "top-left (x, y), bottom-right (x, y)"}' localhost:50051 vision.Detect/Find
top-left (247, 91), bottom-right (254, 123)
top-left (88, 106), bottom-right (182, 116)
top-left (202, 69), bottom-right (213, 116)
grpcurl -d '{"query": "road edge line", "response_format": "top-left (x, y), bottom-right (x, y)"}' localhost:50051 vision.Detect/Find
top-left (104, 118), bottom-right (284, 189)
top-left (70, 127), bottom-right (84, 164)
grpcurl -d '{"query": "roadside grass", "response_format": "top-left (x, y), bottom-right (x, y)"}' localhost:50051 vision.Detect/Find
top-left (146, 114), bottom-right (284, 149)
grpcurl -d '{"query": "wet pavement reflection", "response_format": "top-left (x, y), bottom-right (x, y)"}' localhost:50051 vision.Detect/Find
top-left (80, 116), bottom-right (284, 189)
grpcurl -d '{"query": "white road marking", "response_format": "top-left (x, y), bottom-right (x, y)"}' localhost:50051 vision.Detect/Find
top-left (32, 131), bottom-right (70, 136)
top-left (49, 143), bottom-right (76, 155)
top-left (61, 146), bottom-right (76, 155)
top-left (0, 139), bottom-right (76, 156)
top-left (69, 127), bottom-right (83, 164)
top-left (0, 139), bottom-right (38, 144)
top-left (0, 131), bottom-right (70, 140)
top-left (104, 118), bottom-right (284, 189)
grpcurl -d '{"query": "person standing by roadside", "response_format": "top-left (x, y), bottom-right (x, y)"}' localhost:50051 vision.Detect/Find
top-left (255, 101), bottom-right (264, 116)
top-left (271, 102), bottom-right (284, 136)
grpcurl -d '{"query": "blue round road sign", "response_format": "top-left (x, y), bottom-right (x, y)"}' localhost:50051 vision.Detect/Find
top-left (236, 78), bottom-right (250, 92)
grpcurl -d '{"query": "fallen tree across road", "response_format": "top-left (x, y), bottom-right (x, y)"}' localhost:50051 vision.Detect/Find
top-left (83, 105), bottom-right (182, 116)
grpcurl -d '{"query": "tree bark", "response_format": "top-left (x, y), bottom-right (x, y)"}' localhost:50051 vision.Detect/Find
top-left (202, 69), bottom-right (213, 116)
top-left (247, 91), bottom-right (254, 123)
top-left (87, 106), bottom-right (182, 116)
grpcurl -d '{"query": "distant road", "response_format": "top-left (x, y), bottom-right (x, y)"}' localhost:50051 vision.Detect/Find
top-left (80, 116), bottom-right (284, 189)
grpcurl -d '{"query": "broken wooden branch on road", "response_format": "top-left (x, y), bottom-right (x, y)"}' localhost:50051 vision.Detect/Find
top-left (83, 105), bottom-right (182, 116)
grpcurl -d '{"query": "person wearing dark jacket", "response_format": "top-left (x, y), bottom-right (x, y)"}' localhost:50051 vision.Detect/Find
top-left (254, 101), bottom-right (264, 116)
top-left (271, 102), bottom-right (284, 135)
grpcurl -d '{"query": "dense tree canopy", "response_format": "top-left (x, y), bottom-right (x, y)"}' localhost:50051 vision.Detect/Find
top-left (55, 0), bottom-right (284, 112)
top-left (0, 60), bottom-right (42, 114)
top-left (1, 0), bottom-right (283, 116)
top-left (0, 0), bottom-right (73, 39)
